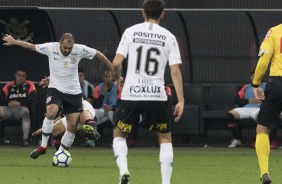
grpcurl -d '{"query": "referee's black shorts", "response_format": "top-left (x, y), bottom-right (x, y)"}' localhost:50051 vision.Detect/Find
top-left (257, 77), bottom-right (282, 128)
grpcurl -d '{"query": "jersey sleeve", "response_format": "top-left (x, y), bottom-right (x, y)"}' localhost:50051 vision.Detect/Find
top-left (80, 45), bottom-right (96, 60)
top-left (168, 35), bottom-right (182, 66)
top-left (116, 29), bottom-right (129, 58)
top-left (35, 42), bottom-right (53, 56)
top-left (260, 29), bottom-right (274, 55)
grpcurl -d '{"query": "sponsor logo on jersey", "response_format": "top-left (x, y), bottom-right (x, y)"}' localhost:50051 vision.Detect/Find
top-left (133, 38), bottom-right (165, 46)
top-left (9, 93), bottom-right (26, 98)
top-left (40, 47), bottom-right (48, 50)
top-left (133, 32), bottom-right (166, 40)
top-left (117, 121), bottom-right (132, 133)
top-left (83, 48), bottom-right (91, 54)
top-left (129, 86), bottom-right (161, 93)
top-left (154, 122), bottom-right (167, 131)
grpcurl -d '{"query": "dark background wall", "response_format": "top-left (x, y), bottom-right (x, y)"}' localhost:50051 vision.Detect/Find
top-left (1, 0), bottom-right (282, 8)
top-left (1, 0), bottom-right (282, 85)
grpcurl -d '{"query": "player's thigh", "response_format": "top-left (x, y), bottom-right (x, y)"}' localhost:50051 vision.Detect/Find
top-left (145, 101), bottom-right (171, 133)
top-left (65, 112), bottom-right (80, 132)
top-left (53, 119), bottom-right (66, 136)
top-left (0, 106), bottom-right (12, 120)
top-left (233, 108), bottom-right (258, 119)
top-left (79, 110), bottom-right (93, 124)
top-left (113, 100), bottom-right (140, 133)
top-left (62, 93), bottom-right (82, 114)
top-left (46, 88), bottom-right (63, 118)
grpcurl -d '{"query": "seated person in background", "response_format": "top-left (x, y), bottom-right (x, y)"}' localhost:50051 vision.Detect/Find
top-left (226, 70), bottom-right (266, 148)
top-left (93, 70), bottom-right (119, 126)
top-left (0, 66), bottom-right (37, 146)
top-left (78, 67), bottom-right (94, 104)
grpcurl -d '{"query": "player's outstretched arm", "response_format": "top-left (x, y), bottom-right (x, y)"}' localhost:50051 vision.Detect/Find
top-left (170, 64), bottom-right (184, 122)
top-left (95, 50), bottom-right (113, 71)
top-left (112, 53), bottom-right (125, 82)
top-left (2, 34), bottom-right (36, 51)
top-left (32, 128), bottom-right (43, 136)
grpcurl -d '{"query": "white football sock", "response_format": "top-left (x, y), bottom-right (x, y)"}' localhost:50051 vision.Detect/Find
top-left (41, 117), bottom-right (54, 148)
top-left (113, 137), bottom-right (129, 176)
top-left (160, 143), bottom-right (173, 184)
top-left (59, 131), bottom-right (75, 150)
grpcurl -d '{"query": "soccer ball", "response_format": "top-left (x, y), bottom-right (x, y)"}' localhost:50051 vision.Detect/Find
top-left (53, 150), bottom-right (72, 167)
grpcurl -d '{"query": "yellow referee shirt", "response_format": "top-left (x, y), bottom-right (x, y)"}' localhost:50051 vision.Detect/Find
top-left (253, 24), bottom-right (282, 85)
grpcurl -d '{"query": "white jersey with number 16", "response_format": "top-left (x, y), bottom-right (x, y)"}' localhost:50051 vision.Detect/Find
top-left (116, 22), bottom-right (182, 101)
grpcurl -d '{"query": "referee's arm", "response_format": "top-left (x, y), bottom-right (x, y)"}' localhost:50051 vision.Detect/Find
top-left (252, 52), bottom-right (272, 87)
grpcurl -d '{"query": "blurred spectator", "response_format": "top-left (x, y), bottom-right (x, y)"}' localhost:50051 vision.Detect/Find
top-left (0, 66), bottom-right (37, 146)
top-left (78, 67), bottom-right (94, 104)
top-left (85, 70), bottom-right (119, 147)
top-left (93, 70), bottom-right (119, 125)
top-left (225, 70), bottom-right (279, 148)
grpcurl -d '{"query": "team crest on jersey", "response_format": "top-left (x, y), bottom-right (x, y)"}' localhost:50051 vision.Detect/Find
top-left (0, 17), bottom-right (33, 42)
top-left (70, 56), bottom-right (77, 64)
top-left (10, 88), bottom-right (15, 92)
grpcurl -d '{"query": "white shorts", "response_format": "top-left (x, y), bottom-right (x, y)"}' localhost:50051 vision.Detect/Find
top-left (61, 100), bottom-right (96, 130)
top-left (233, 107), bottom-right (260, 120)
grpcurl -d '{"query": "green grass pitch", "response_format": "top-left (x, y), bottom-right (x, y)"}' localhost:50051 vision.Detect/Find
top-left (0, 146), bottom-right (281, 184)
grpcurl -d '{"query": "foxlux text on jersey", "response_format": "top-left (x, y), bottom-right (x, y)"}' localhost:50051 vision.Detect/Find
top-left (133, 32), bottom-right (166, 40)
top-left (129, 86), bottom-right (161, 93)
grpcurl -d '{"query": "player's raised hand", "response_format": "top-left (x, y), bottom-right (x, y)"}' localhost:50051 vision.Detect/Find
top-left (173, 101), bottom-right (184, 122)
top-left (2, 34), bottom-right (16, 46)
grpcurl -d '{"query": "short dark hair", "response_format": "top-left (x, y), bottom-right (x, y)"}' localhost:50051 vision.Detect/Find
top-left (60, 33), bottom-right (75, 43)
top-left (16, 66), bottom-right (27, 74)
top-left (78, 67), bottom-right (84, 73)
top-left (143, 0), bottom-right (164, 19)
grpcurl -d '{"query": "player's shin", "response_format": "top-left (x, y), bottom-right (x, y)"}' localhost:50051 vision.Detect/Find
top-left (113, 137), bottom-right (129, 176)
top-left (160, 143), bottom-right (173, 184)
top-left (41, 117), bottom-right (54, 148)
top-left (59, 131), bottom-right (75, 150)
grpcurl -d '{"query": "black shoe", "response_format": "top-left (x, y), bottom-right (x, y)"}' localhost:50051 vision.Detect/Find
top-left (22, 139), bottom-right (29, 147)
top-left (119, 172), bottom-right (130, 184)
top-left (81, 125), bottom-right (101, 140)
top-left (261, 173), bottom-right (272, 184)
top-left (29, 146), bottom-right (47, 159)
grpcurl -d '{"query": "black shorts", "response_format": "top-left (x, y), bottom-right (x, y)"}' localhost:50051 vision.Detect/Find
top-left (46, 88), bottom-right (83, 115)
top-left (113, 100), bottom-right (171, 133)
top-left (257, 77), bottom-right (282, 128)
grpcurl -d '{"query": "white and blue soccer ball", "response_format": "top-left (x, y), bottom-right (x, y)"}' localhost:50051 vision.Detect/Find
top-left (53, 150), bottom-right (72, 167)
